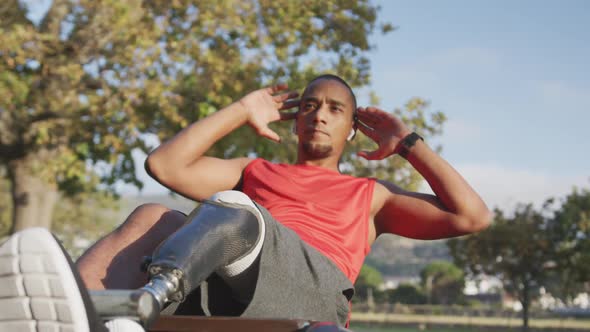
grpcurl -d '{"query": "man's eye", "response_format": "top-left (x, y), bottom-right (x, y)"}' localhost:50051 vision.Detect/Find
top-left (304, 103), bottom-right (316, 110)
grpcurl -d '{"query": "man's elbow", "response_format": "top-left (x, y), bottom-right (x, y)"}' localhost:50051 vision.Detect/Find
top-left (144, 153), bottom-right (168, 184)
top-left (465, 208), bottom-right (492, 233)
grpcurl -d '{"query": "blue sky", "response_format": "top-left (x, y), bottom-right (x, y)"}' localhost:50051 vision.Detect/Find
top-left (352, 0), bottom-right (590, 210)
top-left (109, 1), bottom-right (589, 211)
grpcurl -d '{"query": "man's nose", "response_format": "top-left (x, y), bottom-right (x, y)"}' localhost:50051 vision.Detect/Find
top-left (312, 104), bottom-right (329, 123)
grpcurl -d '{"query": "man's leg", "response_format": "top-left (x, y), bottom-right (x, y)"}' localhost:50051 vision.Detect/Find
top-left (77, 191), bottom-right (265, 309)
top-left (77, 204), bottom-right (186, 290)
top-left (145, 191), bottom-right (265, 308)
top-left (210, 191), bottom-right (265, 304)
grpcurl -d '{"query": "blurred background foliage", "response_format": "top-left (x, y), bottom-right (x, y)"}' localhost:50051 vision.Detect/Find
top-left (354, 187), bottom-right (589, 330)
top-left (0, 0), bottom-right (444, 248)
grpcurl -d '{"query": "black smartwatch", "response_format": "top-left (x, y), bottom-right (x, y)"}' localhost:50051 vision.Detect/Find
top-left (398, 132), bottom-right (423, 159)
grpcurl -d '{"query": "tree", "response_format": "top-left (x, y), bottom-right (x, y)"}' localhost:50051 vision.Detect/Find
top-left (448, 205), bottom-right (553, 332)
top-left (354, 264), bottom-right (383, 302)
top-left (545, 187), bottom-right (590, 304)
top-left (0, 176), bottom-right (120, 256)
top-left (50, 191), bottom-right (121, 259)
top-left (0, 177), bottom-right (11, 236)
top-left (1, 0), bottom-right (398, 233)
top-left (385, 283), bottom-right (426, 305)
top-left (1, 1), bottom-right (447, 237)
top-left (419, 260), bottom-right (464, 305)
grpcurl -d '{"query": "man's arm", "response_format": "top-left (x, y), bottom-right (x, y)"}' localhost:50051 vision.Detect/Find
top-left (358, 106), bottom-right (491, 240)
top-left (145, 84), bottom-right (299, 201)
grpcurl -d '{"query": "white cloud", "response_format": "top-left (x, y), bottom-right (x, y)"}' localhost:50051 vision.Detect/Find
top-left (442, 117), bottom-right (485, 143)
top-left (423, 163), bottom-right (589, 212)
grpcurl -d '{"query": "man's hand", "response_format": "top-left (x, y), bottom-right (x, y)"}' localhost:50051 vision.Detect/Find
top-left (356, 106), bottom-right (412, 160)
top-left (238, 84), bottom-right (300, 142)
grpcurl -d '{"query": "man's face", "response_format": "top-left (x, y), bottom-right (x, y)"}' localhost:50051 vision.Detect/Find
top-left (296, 79), bottom-right (355, 159)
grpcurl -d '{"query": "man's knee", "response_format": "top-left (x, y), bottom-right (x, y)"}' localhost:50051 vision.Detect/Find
top-left (118, 203), bottom-right (186, 234)
top-left (130, 203), bottom-right (173, 219)
top-left (207, 191), bottom-right (265, 278)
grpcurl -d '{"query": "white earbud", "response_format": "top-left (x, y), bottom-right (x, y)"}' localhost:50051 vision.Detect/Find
top-left (292, 122), bottom-right (297, 135)
top-left (347, 128), bottom-right (355, 141)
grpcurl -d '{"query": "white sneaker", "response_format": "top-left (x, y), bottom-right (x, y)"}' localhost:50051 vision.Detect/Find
top-left (105, 318), bottom-right (144, 332)
top-left (0, 228), bottom-right (107, 332)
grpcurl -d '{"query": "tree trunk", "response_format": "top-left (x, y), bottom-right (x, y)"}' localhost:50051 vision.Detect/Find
top-left (8, 157), bottom-right (59, 233)
top-left (521, 281), bottom-right (530, 332)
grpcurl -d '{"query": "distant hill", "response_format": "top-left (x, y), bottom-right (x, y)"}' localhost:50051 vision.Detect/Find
top-left (120, 194), bottom-right (451, 278)
top-left (365, 235), bottom-right (451, 277)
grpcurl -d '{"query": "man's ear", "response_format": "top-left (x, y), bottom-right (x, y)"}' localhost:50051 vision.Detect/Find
top-left (347, 113), bottom-right (358, 141)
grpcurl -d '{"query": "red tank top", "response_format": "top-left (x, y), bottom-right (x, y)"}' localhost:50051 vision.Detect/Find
top-left (242, 159), bottom-right (375, 283)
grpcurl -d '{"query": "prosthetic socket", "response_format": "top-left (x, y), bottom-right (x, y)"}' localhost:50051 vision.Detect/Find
top-left (140, 200), bottom-right (261, 312)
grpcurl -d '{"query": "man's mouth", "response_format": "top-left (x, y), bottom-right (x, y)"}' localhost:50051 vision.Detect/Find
top-left (305, 128), bottom-right (329, 136)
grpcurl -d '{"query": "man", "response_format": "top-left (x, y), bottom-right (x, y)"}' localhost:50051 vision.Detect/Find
top-left (1, 75), bottom-right (490, 331)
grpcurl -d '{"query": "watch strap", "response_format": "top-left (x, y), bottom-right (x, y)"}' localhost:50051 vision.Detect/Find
top-left (398, 132), bottom-right (424, 158)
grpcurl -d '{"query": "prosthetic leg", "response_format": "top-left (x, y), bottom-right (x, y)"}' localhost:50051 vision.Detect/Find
top-left (91, 194), bottom-right (262, 328)
top-left (141, 199), bottom-right (261, 313)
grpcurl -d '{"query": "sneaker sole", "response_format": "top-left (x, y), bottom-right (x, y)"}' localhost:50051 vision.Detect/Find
top-left (0, 228), bottom-right (90, 332)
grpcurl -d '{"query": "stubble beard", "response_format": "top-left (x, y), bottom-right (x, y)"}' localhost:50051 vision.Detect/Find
top-left (302, 142), bottom-right (333, 159)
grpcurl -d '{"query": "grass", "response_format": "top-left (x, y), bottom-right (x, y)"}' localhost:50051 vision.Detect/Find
top-left (350, 326), bottom-right (473, 332)
top-left (349, 312), bottom-right (590, 331)
top-left (349, 324), bottom-right (586, 332)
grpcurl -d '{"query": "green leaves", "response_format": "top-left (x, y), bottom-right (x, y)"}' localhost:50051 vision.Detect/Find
top-left (355, 264), bottom-right (384, 300)
top-left (544, 188), bottom-right (590, 301)
top-left (1, 1), bottom-right (419, 232)
top-left (420, 260), bottom-right (465, 305)
top-left (0, 71), bottom-right (30, 106)
top-left (448, 204), bottom-right (551, 329)
top-left (448, 189), bottom-right (590, 328)
top-left (449, 204), bottom-right (551, 281)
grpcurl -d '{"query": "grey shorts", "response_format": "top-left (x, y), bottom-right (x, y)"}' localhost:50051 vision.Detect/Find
top-left (164, 202), bottom-right (354, 325)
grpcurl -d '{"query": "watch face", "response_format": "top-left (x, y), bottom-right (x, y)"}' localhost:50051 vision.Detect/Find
top-left (403, 133), bottom-right (419, 147)
top-left (399, 133), bottom-right (423, 158)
